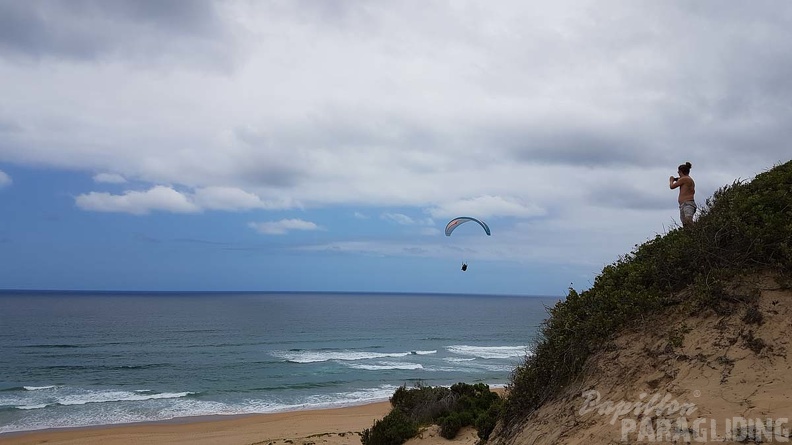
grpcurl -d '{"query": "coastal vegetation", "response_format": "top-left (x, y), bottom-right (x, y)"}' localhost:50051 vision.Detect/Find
top-left (358, 160), bottom-right (791, 444)
top-left (360, 382), bottom-right (502, 445)
top-left (500, 159), bottom-right (792, 434)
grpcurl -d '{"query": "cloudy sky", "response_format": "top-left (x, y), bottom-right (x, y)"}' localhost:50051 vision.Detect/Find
top-left (1, 1), bottom-right (790, 295)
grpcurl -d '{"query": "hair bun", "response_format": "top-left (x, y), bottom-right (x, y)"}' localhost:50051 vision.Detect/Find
top-left (685, 162), bottom-right (692, 168)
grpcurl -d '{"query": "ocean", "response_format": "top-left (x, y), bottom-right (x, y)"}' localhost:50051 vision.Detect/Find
top-left (0, 291), bottom-right (558, 434)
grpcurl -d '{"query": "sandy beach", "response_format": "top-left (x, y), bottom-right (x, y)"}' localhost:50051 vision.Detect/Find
top-left (0, 402), bottom-right (395, 445)
top-left (0, 390), bottom-right (499, 445)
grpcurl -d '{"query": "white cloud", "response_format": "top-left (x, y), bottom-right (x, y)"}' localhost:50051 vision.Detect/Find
top-left (420, 227), bottom-right (442, 237)
top-left (192, 186), bottom-right (295, 211)
top-left (428, 196), bottom-right (546, 220)
top-left (2, 1), bottom-right (791, 277)
top-left (0, 170), bottom-right (10, 188)
top-left (299, 241), bottom-right (433, 258)
top-left (248, 219), bottom-right (320, 235)
top-left (75, 186), bottom-right (200, 215)
top-left (381, 213), bottom-right (434, 226)
top-left (93, 173), bottom-right (127, 184)
top-left (74, 185), bottom-right (298, 214)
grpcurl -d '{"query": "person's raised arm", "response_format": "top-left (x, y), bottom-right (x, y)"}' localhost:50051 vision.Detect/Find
top-left (670, 176), bottom-right (689, 189)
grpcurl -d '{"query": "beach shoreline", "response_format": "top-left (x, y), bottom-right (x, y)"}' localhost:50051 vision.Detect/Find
top-left (0, 387), bottom-right (506, 444)
top-left (0, 400), bottom-right (394, 445)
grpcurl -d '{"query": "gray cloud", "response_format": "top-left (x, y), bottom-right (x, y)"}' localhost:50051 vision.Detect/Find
top-left (586, 186), bottom-right (669, 212)
top-left (489, 124), bottom-right (658, 168)
top-left (0, 118), bottom-right (22, 133)
top-left (0, 0), bottom-right (233, 66)
top-left (232, 127), bottom-right (311, 188)
top-left (0, 169), bottom-right (11, 188)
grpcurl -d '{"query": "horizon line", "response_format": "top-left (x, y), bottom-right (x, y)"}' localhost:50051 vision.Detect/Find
top-left (0, 288), bottom-right (559, 298)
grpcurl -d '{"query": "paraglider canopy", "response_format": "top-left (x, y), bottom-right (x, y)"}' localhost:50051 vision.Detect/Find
top-left (445, 217), bottom-right (491, 236)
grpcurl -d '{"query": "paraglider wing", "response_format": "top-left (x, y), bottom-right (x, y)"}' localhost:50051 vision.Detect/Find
top-left (444, 217), bottom-right (491, 236)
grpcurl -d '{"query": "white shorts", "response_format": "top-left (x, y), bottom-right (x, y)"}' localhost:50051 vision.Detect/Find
top-left (679, 200), bottom-right (697, 221)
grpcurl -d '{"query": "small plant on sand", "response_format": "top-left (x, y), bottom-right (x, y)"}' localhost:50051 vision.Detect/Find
top-left (741, 330), bottom-right (768, 354)
top-left (666, 323), bottom-right (692, 350)
top-left (742, 306), bottom-right (764, 325)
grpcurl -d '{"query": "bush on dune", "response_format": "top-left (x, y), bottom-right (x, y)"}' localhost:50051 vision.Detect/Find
top-left (360, 408), bottom-right (418, 445)
top-left (502, 160), bottom-right (792, 430)
top-left (361, 382), bottom-right (503, 445)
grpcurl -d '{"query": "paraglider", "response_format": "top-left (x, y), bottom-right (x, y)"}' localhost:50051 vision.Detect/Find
top-left (445, 217), bottom-right (490, 271)
top-left (444, 217), bottom-right (491, 237)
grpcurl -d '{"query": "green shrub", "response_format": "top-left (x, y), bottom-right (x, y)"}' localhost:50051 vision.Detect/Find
top-left (366, 382), bottom-right (503, 442)
top-left (439, 413), bottom-right (463, 439)
top-left (475, 399), bottom-right (503, 440)
top-left (361, 408), bottom-right (418, 445)
top-left (390, 383), bottom-right (454, 423)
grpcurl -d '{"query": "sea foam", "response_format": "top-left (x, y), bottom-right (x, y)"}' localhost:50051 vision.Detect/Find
top-left (447, 345), bottom-right (530, 359)
top-left (347, 362), bottom-right (424, 371)
top-left (272, 349), bottom-right (431, 363)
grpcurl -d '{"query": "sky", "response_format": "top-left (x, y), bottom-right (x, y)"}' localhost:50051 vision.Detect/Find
top-left (1, 1), bottom-right (791, 296)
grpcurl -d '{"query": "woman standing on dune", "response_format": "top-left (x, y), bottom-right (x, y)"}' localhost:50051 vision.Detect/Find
top-left (670, 162), bottom-right (696, 227)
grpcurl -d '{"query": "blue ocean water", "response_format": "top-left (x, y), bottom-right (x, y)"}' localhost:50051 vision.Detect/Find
top-left (0, 292), bottom-right (558, 434)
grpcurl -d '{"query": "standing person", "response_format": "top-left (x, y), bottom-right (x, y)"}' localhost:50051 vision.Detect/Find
top-left (670, 162), bottom-right (696, 227)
